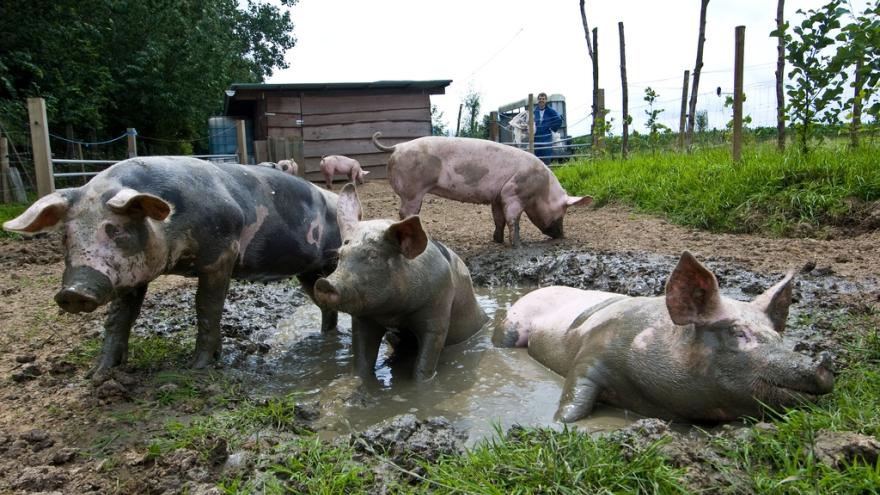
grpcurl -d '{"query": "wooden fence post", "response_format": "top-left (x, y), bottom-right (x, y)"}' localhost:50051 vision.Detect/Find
top-left (27, 97), bottom-right (54, 198)
top-left (1, 135), bottom-right (9, 204)
top-left (490, 111), bottom-right (499, 142)
top-left (596, 89), bottom-right (606, 151)
top-left (733, 26), bottom-right (745, 163)
top-left (678, 70), bottom-right (690, 151)
top-left (591, 27), bottom-right (599, 148)
top-left (618, 21), bottom-right (629, 159)
top-left (127, 128), bottom-right (138, 158)
top-left (236, 120), bottom-right (248, 164)
top-left (527, 94), bottom-right (535, 154)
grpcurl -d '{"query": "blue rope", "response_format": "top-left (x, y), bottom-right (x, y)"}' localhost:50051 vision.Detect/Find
top-left (48, 129), bottom-right (134, 147)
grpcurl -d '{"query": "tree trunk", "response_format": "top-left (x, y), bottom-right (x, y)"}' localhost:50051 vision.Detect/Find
top-left (775, 0), bottom-right (786, 151)
top-left (851, 55), bottom-right (863, 149)
top-left (686, 0), bottom-right (710, 149)
top-left (618, 21), bottom-right (629, 159)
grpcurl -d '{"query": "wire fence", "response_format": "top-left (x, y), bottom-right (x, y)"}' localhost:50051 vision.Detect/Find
top-left (1, 119), bottom-right (242, 201)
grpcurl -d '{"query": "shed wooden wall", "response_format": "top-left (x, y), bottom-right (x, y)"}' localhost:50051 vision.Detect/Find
top-left (253, 90), bottom-right (432, 182)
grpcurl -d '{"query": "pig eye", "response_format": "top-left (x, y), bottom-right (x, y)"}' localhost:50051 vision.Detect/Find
top-left (343, 240), bottom-right (350, 245)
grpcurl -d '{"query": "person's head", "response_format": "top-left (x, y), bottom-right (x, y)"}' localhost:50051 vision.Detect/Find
top-left (537, 92), bottom-right (548, 109)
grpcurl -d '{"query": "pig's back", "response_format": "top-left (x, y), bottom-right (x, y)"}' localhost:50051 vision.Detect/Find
top-left (389, 137), bottom-right (547, 204)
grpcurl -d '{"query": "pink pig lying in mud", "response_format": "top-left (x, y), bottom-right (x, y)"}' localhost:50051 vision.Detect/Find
top-left (496, 251), bottom-right (835, 423)
top-left (313, 183), bottom-right (487, 382)
top-left (319, 155), bottom-right (369, 190)
top-left (372, 132), bottom-right (591, 247)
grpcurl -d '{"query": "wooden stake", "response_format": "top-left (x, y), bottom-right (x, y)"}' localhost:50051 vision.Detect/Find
top-left (490, 111), bottom-right (499, 142)
top-left (679, 70), bottom-right (690, 151)
top-left (775, 0), bottom-right (786, 151)
top-left (236, 120), bottom-right (248, 164)
top-left (591, 27), bottom-right (599, 148)
top-left (27, 97), bottom-right (54, 198)
top-left (127, 128), bottom-right (137, 158)
top-left (527, 93), bottom-right (535, 154)
top-left (733, 26), bottom-right (745, 163)
top-left (686, 0), bottom-right (710, 149)
top-left (618, 21), bottom-right (629, 159)
top-left (1, 135), bottom-right (10, 204)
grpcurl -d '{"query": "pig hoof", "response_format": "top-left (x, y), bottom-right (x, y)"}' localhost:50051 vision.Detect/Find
top-left (414, 371), bottom-right (437, 383)
top-left (554, 405), bottom-right (587, 423)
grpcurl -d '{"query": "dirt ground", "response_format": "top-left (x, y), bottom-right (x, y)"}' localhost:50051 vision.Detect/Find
top-left (0, 178), bottom-right (878, 493)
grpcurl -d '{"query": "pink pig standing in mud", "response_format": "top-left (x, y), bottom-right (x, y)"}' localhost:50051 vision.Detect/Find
top-left (319, 155), bottom-right (369, 190)
top-left (3, 156), bottom-right (341, 379)
top-left (313, 183), bottom-right (487, 382)
top-left (372, 132), bottom-right (592, 247)
top-left (497, 251), bottom-right (835, 423)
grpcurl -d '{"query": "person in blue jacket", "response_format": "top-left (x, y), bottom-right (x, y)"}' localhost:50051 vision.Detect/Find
top-left (534, 92), bottom-right (562, 165)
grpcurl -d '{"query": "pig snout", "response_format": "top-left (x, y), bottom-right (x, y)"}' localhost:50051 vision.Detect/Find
top-left (814, 351), bottom-right (835, 394)
top-left (314, 278), bottom-right (341, 307)
top-left (540, 218), bottom-right (564, 239)
top-left (55, 266), bottom-right (113, 313)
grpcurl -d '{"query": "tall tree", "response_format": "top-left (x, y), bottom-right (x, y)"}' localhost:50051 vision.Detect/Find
top-left (686, 0), bottom-right (710, 149)
top-left (0, 0), bottom-right (297, 153)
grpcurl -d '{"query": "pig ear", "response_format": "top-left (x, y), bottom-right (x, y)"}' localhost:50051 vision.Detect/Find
top-left (106, 188), bottom-right (172, 221)
top-left (665, 251), bottom-right (723, 326)
top-left (337, 183), bottom-right (363, 237)
top-left (752, 271), bottom-right (794, 333)
top-left (2, 190), bottom-right (75, 234)
top-left (566, 195), bottom-right (593, 207)
top-left (361, 170), bottom-right (370, 176)
top-left (385, 216), bottom-right (428, 259)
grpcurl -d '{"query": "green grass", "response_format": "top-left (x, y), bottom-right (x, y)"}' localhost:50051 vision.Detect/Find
top-left (148, 393), bottom-right (310, 461)
top-left (556, 143), bottom-right (880, 236)
top-left (0, 202), bottom-right (28, 238)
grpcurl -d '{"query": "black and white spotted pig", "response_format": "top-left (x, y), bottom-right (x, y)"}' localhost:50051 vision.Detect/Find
top-left (3, 156), bottom-right (340, 377)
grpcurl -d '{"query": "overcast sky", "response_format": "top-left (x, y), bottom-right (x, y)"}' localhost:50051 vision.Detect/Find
top-left (268, 0), bottom-right (831, 137)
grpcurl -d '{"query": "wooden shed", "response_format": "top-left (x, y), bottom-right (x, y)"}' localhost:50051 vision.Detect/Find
top-left (222, 80), bottom-right (451, 182)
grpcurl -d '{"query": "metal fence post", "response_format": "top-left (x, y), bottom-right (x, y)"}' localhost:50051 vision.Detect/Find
top-left (27, 97), bottom-right (54, 198)
top-left (527, 94), bottom-right (535, 154)
top-left (127, 128), bottom-right (138, 158)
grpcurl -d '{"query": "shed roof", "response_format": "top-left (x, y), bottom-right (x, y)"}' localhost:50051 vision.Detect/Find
top-left (223, 79), bottom-right (452, 116)
top-left (227, 80), bottom-right (452, 92)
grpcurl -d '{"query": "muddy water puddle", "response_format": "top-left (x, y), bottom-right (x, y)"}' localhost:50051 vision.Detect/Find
top-left (240, 286), bottom-right (637, 444)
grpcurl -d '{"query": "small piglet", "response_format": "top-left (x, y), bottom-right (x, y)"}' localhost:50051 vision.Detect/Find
top-left (314, 183), bottom-right (487, 382)
top-left (497, 251), bottom-right (835, 423)
top-left (319, 155), bottom-right (369, 190)
top-left (257, 159), bottom-right (299, 176)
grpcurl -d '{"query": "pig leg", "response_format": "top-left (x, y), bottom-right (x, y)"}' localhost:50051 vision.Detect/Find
top-left (491, 200), bottom-right (505, 243)
top-left (90, 284), bottom-right (148, 379)
top-left (555, 361), bottom-right (602, 423)
top-left (398, 192), bottom-right (426, 219)
top-left (192, 268), bottom-right (233, 368)
top-left (297, 271), bottom-right (339, 332)
top-left (323, 171), bottom-right (333, 190)
top-left (351, 317), bottom-right (387, 380)
top-left (409, 304), bottom-right (453, 381)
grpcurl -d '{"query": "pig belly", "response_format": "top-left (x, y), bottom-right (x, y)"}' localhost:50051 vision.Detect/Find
top-left (431, 173), bottom-right (521, 206)
top-left (516, 287), bottom-right (624, 376)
